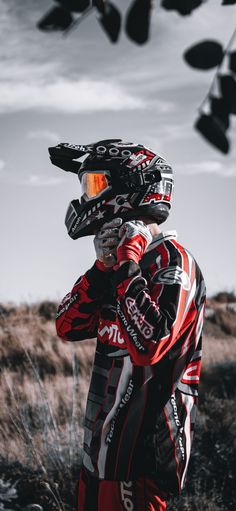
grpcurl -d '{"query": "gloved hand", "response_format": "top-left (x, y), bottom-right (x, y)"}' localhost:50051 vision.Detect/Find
top-left (94, 218), bottom-right (123, 268)
top-left (116, 220), bottom-right (152, 265)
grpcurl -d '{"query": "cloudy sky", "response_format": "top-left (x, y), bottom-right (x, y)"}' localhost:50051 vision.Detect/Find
top-left (0, 0), bottom-right (236, 302)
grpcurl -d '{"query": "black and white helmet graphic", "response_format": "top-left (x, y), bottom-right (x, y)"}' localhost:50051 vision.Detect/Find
top-left (49, 138), bottom-right (174, 239)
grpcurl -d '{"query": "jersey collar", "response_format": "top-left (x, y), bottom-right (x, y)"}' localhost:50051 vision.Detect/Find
top-left (146, 230), bottom-right (178, 252)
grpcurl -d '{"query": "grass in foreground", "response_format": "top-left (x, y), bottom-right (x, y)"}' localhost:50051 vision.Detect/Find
top-left (0, 299), bottom-right (235, 510)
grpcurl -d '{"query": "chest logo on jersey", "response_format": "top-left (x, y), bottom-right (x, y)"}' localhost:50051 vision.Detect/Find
top-left (98, 323), bottom-right (125, 346)
top-left (152, 266), bottom-right (191, 290)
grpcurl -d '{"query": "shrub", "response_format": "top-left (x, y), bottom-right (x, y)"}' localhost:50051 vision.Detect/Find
top-left (37, 302), bottom-right (58, 322)
top-left (211, 309), bottom-right (236, 336)
top-left (213, 292), bottom-right (236, 304)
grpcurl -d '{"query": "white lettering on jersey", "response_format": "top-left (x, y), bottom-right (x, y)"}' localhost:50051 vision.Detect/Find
top-left (125, 297), bottom-right (154, 339)
top-left (98, 324), bottom-right (125, 345)
top-left (120, 481), bottom-right (134, 511)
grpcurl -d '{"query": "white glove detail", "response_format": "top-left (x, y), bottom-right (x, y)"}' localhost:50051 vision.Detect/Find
top-left (94, 218), bottom-right (123, 267)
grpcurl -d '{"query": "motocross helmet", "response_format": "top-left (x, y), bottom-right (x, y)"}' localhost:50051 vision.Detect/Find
top-left (49, 138), bottom-right (174, 239)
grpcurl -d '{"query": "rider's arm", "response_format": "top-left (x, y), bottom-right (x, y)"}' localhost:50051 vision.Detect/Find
top-left (56, 260), bottom-right (112, 342)
top-left (115, 238), bottom-right (204, 366)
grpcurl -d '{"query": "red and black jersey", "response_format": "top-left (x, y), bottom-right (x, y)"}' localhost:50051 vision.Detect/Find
top-left (56, 231), bottom-right (206, 495)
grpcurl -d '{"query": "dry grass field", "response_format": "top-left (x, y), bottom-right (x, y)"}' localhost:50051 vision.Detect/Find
top-left (0, 294), bottom-right (236, 511)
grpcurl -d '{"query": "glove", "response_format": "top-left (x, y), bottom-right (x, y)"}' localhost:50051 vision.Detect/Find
top-left (116, 220), bottom-right (152, 265)
top-left (94, 218), bottom-right (123, 268)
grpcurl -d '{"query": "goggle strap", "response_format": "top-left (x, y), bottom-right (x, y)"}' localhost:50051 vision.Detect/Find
top-left (122, 168), bottom-right (162, 190)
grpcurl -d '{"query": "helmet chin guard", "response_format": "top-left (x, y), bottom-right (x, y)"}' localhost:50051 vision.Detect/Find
top-left (49, 139), bottom-right (174, 239)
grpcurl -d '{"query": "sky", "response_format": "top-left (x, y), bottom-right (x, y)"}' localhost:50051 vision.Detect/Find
top-left (0, 0), bottom-right (236, 302)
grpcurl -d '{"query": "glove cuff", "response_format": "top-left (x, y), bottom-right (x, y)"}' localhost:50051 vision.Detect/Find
top-left (116, 247), bottom-right (141, 264)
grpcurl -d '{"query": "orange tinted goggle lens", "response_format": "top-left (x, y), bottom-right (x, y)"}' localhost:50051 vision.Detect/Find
top-left (81, 172), bottom-right (109, 198)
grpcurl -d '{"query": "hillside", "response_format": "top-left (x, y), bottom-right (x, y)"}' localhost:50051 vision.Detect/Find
top-left (0, 295), bottom-right (236, 511)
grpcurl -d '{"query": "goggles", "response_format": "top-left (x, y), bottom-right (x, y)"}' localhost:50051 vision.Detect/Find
top-left (80, 171), bottom-right (110, 199)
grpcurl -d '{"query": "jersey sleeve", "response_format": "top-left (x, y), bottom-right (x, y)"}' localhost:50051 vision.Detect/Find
top-left (56, 260), bottom-right (113, 342)
top-left (114, 240), bottom-right (199, 366)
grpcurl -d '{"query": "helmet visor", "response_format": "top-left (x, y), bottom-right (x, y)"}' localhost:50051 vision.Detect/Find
top-left (80, 171), bottom-right (110, 199)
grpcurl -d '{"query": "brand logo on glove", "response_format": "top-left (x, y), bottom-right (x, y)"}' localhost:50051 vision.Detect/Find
top-left (125, 297), bottom-right (154, 339)
top-left (152, 266), bottom-right (191, 290)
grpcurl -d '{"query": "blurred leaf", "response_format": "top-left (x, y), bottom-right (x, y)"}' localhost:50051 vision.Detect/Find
top-left (125, 0), bottom-right (152, 45)
top-left (229, 50), bottom-right (236, 73)
top-left (222, 0), bottom-right (236, 4)
top-left (219, 74), bottom-right (236, 114)
top-left (195, 114), bottom-right (230, 154)
top-left (37, 7), bottom-right (73, 31)
top-left (161, 0), bottom-right (203, 16)
top-left (210, 96), bottom-right (230, 130)
top-left (184, 40), bottom-right (223, 70)
top-left (56, 0), bottom-right (90, 12)
top-left (97, 1), bottom-right (121, 43)
top-left (93, 0), bottom-right (105, 12)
